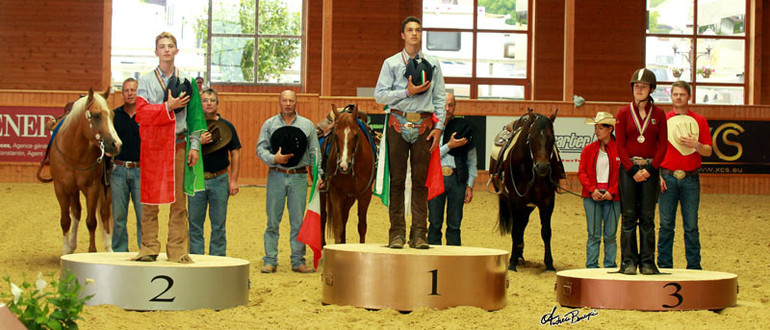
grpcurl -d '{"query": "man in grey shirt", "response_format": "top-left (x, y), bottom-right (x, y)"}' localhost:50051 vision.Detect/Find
top-left (256, 90), bottom-right (319, 274)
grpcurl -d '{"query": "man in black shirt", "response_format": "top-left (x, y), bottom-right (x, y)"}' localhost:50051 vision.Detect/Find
top-left (111, 77), bottom-right (143, 252)
top-left (188, 88), bottom-right (241, 256)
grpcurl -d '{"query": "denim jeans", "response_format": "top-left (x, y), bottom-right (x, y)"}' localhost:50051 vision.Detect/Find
top-left (263, 169), bottom-right (308, 268)
top-left (428, 174), bottom-right (465, 246)
top-left (188, 173), bottom-right (230, 256)
top-left (584, 198), bottom-right (620, 268)
top-left (110, 164), bottom-right (142, 252)
top-left (658, 173), bottom-right (702, 269)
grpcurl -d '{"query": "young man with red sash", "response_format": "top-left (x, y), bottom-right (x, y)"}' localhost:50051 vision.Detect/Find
top-left (615, 68), bottom-right (668, 275)
top-left (657, 81), bottom-right (712, 270)
top-left (134, 32), bottom-right (206, 263)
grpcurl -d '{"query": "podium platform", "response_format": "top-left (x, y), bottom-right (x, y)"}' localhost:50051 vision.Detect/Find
top-left (555, 268), bottom-right (737, 311)
top-left (60, 252), bottom-right (249, 311)
top-left (321, 243), bottom-right (508, 311)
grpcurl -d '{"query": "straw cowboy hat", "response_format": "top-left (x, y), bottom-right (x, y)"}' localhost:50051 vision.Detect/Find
top-left (667, 115), bottom-right (700, 155)
top-left (584, 112), bottom-right (616, 126)
top-left (202, 119), bottom-right (233, 156)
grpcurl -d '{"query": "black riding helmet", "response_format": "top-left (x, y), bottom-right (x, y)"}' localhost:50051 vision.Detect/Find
top-left (629, 68), bottom-right (657, 91)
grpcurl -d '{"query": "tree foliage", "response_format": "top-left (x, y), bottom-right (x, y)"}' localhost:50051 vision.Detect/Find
top-left (478, 0), bottom-right (522, 26)
top-left (194, 0), bottom-right (301, 83)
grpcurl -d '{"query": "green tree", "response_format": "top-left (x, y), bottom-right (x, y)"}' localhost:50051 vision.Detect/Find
top-left (194, 0), bottom-right (301, 83)
top-left (478, 0), bottom-right (522, 26)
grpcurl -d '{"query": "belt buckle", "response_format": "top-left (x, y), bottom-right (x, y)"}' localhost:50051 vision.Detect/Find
top-left (403, 122), bottom-right (416, 129)
top-left (405, 113), bottom-right (421, 122)
top-left (673, 170), bottom-right (686, 180)
top-left (442, 167), bottom-right (454, 176)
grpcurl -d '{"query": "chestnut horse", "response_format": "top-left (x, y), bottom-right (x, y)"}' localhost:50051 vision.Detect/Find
top-left (320, 104), bottom-right (375, 244)
top-left (490, 109), bottom-right (562, 271)
top-left (49, 88), bottom-right (122, 254)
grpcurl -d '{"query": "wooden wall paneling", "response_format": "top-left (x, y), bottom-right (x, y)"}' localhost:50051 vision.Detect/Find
top-left (533, 0), bottom-right (565, 101)
top-left (321, 0), bottom-right (333, 96)
top-left (573, 1), bottom-right (646, 103)
top-left (563, 0), bottom-right (575, 102)
top-left (761, 0), bottom-right (769, 104)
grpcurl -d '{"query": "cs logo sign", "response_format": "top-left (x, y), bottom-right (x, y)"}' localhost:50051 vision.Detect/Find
top-left (712, 123), bottom-right (743, 161)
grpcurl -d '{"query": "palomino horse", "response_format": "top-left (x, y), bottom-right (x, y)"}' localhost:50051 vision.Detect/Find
top-left (49, 88), bottom-right (122, 254)
top-left (320, 104), bottom-right (375, 244)
top-left (490, 109), bottom-right (563, 271)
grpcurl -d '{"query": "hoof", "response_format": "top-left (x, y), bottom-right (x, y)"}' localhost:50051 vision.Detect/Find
top-left (545, 265), bottom-right (556, 272)
top-left (508, 263), bottom-right (518, 272)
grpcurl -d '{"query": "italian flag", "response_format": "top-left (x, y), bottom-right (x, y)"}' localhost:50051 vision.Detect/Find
top-left (297, 153), bottom-right (322, 269)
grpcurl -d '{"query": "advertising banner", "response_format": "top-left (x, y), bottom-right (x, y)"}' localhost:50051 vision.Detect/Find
top-left (0, 106), bottom-right (58, 163)
top-left (701, 120), bottom-right (770, 174)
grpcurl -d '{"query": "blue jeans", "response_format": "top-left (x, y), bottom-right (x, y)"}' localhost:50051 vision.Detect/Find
top-left (110, 164), bottom-right (142, 252)
top-left (188, 173), bottom-right (230, 256)
top-left (583, 198), bottom-right (620, 268)
top-left (428, 174), bottom-right (465, 246)
top-left (658, 173), bottom-right (702, 269)
top-left (263, 170), bottom-right (308, 268)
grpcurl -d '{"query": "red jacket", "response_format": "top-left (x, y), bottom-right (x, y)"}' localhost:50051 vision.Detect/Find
top-left (578, 139), bottom-right (620, 201)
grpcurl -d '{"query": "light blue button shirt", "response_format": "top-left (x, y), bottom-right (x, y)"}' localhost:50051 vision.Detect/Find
top-left (374, 49), bottom-right (447, 130)
top-left (137, 67), bottom-right (201, 150)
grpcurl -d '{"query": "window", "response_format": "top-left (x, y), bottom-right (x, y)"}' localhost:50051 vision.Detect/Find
top-left (206, 0), bottom-right (304, 85)
top-left (111, 0), bottom-right (208, 90)
top-left (110, 0), bottom-right (305, 89)
top-left (645, 0), bottom-right (747, 104)
top-left (422, 0), bottom-right (531, 99)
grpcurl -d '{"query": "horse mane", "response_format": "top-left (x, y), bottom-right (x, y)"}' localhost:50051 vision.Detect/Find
top-left (58, 93), bottom-right (109, 133)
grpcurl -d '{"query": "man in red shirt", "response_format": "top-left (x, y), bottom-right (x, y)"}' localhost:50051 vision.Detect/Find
top-left (657, 81), bottom-right (713, 270)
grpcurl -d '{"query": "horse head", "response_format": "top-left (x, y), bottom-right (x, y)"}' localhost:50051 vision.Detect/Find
top-left (79, 87), bottom-right (122, 157)
top-left (525, 109), bottom-right (557, 178)
top-left (331, 104), bottom-right (359, 174)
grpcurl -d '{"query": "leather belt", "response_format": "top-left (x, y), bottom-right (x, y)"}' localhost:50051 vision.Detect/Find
top-left (113, 160), bottom-right (140, 168)
top-left (661, 168), bottom-right (699, 180)
top-left (390, 109), bottom-right (431, 123)
top-left (271, 167), bottom-right (308, 174)
top-left (175, 133), bottom-right (186, 145)
top-left (442, 166), bottom-right (456, 176)
top-left (204, 169), bottom-right (227, 179)
top-left (631, 157), bottom-right (652, 166)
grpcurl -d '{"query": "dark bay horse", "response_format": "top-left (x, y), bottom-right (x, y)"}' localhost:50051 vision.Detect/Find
top-left (49, 88), bottom-right (122, 254)
top-left (490, 109), bottom-right (562, 271)
top-left (320, 104), bottom-right (375, 244)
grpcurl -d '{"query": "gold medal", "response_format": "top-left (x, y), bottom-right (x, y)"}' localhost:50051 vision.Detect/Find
top-left (630, 102), bottom-right (651, 144)
top-left (637, 135), bottom-right (645, 143)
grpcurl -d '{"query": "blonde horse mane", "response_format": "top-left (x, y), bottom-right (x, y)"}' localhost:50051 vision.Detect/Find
top-left (58, 91), bottom-right (110, 133)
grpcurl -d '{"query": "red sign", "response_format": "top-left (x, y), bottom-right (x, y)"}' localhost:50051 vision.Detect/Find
top-left (0, 106), bottom-right (60, 162)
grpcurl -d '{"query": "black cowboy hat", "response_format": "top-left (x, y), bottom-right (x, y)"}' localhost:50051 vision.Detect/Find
top-left (403, 57), bottom-right (433, 95)
top-left (202, 120), bottom-right (233, 156)
top-left (270, 126), bottom-right (307, 168)
top-left (164, 76), bottom-right (192, 113)
top-left (443, 117), bottom-right (475, 157)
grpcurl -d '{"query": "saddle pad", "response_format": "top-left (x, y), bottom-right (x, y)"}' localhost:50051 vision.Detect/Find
top-left (491, 129), bottom-right (522, 162)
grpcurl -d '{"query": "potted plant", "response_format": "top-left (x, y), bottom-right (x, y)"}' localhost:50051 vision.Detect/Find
top-left (672, 67), bottom-right (684, 78)
top-left (697, 66), bottom-right (715, 78)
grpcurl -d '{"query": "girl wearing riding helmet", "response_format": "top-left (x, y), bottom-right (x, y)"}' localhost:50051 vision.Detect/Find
top-left (615, 68), bottom-right (668, 275)
top-left (578, 112), bottom-right (621, 269)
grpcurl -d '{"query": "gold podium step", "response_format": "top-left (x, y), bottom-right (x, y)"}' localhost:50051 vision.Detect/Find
top-left (321, 243), bottom-right (508, 311)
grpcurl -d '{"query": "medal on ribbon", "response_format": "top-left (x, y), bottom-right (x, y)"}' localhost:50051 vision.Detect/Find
top-left (630, 102), bottom-right (651, 143)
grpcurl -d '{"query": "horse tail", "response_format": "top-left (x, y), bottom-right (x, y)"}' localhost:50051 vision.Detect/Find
top-left (497, 197), bottom-right (513, 235)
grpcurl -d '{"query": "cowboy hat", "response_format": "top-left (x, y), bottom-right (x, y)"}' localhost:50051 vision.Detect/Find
top-left (202, 120), bottom-right (233, 156)
top-left (584, 112), bottom-right (616, 126)
top-left (404, 57), bottom-right (433, 95)
top-left (443, 117), bottom-right (475, 157)
top-left (667, 115), bottom-right (699, 155)
top-left (270, 126), bottom-right (307, 168)
top-left (164, 77), bottom-right (192, 113)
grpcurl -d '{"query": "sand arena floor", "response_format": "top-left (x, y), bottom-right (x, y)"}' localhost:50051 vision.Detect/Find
top-left (0, 183), bottom-right (768, 329)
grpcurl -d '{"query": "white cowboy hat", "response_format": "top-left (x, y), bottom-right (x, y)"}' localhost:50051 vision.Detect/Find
top-left (584, 112), bottom-right (616, 126)
top-left (667, 115), bottom-right (700, 155)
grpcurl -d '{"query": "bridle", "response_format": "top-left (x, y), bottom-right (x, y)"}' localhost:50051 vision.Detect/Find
top-left (322, 114), bottom-right (376, 195)
top-left (53, 101), bottom-right (108, 171)
top-left (508, 115), bottom-right (556, 198)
